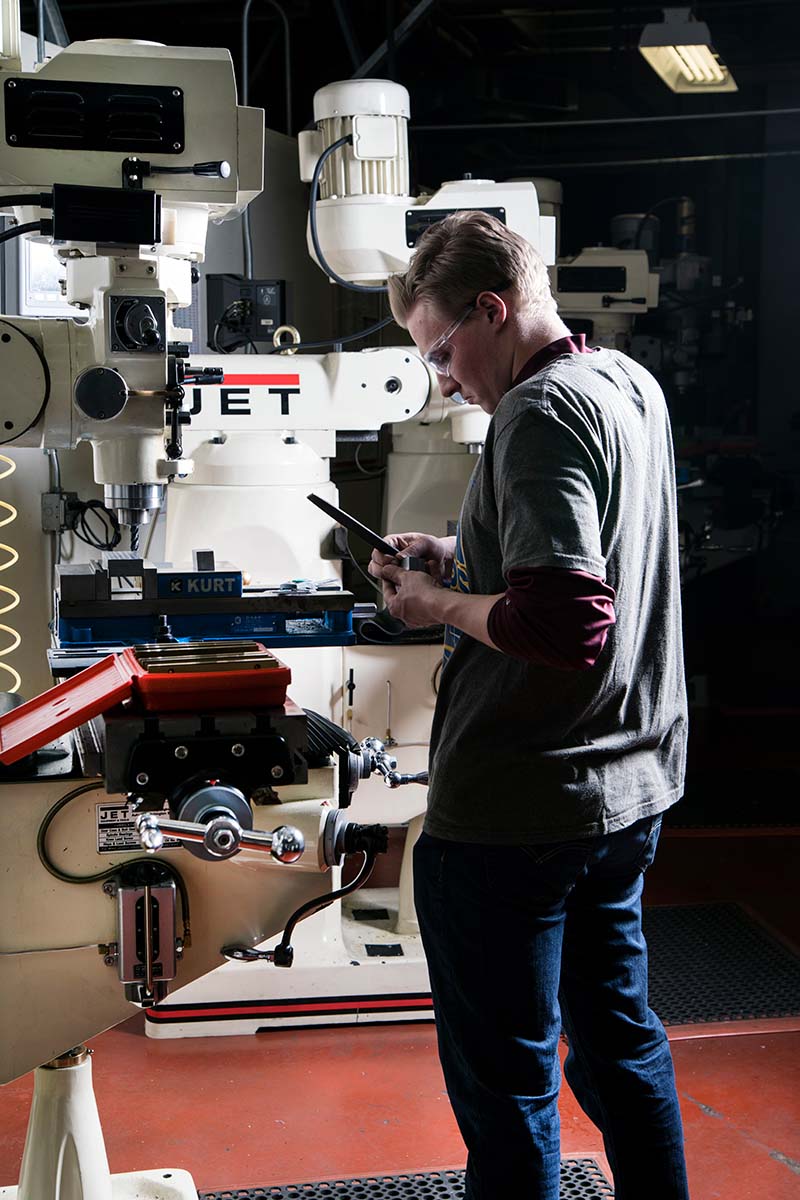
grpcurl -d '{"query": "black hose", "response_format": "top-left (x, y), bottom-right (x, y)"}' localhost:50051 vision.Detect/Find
top-left (37, 781), bottom-right (192, 945)
top-left (275, 851), bottom-right (378, 964)
top-left (268, 135), bottom-right (395, 349)
top-left (269, 313), bottom-right (396, 354)
top-left (0, 221), bottom-right (44, 244)
top-left (0, 193), bottom-right (53, 209)
top-left (67, 498), bottom-right (121, 551)
top-left (308, 136), bottom-right (388, 295)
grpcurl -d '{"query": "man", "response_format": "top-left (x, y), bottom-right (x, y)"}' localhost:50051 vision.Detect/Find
top-left (369, 211), bottom-right (690, 1200)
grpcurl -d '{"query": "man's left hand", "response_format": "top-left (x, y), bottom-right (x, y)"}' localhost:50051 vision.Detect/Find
top-left (379, 562), bottom-right (443, 628)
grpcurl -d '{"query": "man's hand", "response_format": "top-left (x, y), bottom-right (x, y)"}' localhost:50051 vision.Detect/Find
top-left (368, 532), bottom-right (454, 608)
top-left (372, 536), bottom-right (504, 646)
top-left (378, 560), bottom-right (444, 628)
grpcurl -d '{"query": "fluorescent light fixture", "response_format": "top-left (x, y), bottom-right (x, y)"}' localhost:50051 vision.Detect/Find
top-left (639, 7), bottom-right (737, 93)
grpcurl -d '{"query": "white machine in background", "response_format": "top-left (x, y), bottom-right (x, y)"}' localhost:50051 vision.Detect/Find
top-left (519, 177), bottom-right (660, 351)
top-left (554, 244), bottom-right (660, 349)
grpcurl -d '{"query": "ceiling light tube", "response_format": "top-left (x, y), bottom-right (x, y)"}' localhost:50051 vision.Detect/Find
top-left (639, 7), bottom-right (737, 93)
top-left (667, 45), bottom-right (696, 83)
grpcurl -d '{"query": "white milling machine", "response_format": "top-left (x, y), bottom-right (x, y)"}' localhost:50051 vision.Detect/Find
top-left (0, 2), bottom-right (561, 1194)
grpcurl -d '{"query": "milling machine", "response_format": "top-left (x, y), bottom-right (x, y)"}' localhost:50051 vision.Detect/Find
top-left (0, 2), bottom-right (558, 1191)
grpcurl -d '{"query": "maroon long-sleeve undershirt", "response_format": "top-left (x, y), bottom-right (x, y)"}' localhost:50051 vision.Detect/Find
top-left (484, 333), bottom-right (615, 668)
top-left (487, 567), bottom-right (616, 670)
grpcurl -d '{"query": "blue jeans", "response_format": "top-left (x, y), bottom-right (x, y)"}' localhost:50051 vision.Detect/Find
top-left (414, 815), bottom-right (689, 1200)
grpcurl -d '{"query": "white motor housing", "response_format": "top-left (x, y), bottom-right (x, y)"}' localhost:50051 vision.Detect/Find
top-left (299, 78), bottom-right (411, 201)
top-left (299, 80), bottom-right (556, 284)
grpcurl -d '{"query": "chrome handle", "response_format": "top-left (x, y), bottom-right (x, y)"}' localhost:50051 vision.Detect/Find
top-left (135, 813), bottom-right (304, 863)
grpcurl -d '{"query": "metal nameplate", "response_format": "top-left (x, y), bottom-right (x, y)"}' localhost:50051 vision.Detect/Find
top-left (97, 799), bottom-right (181, 854)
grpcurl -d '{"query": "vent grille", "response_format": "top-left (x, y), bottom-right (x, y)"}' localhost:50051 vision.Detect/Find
top-left (5, 78), bottom-right (184, 154)
top-left (25, 87), bottom-right (86, 146)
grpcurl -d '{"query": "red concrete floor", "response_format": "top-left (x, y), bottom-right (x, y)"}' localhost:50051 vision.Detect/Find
top-left (1, 833), bottom-right (798, 1198)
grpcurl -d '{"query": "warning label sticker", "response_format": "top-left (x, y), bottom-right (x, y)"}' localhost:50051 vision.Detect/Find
top-left (96, 800), bottom-right (182, 854)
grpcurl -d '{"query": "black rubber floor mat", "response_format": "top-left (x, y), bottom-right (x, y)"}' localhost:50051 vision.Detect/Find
top-left (200, 1158), bottom-right (613, 1198)
top-left (644, 903), bottom-right (800, 1024)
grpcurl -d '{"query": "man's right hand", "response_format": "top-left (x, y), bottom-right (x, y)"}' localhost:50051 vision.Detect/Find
top-left (368, 532), bottom-right (454, 602)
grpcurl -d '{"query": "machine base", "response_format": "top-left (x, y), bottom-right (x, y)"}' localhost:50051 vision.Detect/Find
top-left (0, 1170), bottom-right (197, 1199)
top-left (145, 888), bottom-right (435, 1038)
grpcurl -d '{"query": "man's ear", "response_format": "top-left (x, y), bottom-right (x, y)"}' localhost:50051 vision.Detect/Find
top-left (477, 291), bottom-right (508, 327)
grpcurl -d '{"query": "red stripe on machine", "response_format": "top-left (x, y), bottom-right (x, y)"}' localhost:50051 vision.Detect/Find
top-left (223, 374), bottom-right (300, 386)
top-left (147, 995), bottom-right (435, 1021)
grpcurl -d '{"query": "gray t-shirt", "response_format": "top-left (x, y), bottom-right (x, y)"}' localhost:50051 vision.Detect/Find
top-left (425, 347), bottom-right (688, 844)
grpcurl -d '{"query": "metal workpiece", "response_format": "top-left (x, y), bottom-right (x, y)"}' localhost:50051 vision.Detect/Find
top-left (134, 812), bottom-right (305, 864)
top-left (57, 558), bottom-right (158, 603)
top-left (134, 642), bottom-right (280, 674)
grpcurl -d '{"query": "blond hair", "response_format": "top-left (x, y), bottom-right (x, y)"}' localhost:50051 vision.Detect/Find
top-left (387, 209), bottom-right (555, 328)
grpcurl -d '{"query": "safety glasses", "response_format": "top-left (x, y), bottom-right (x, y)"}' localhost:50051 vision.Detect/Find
top-left (422, 304), bottom-right (476, 376)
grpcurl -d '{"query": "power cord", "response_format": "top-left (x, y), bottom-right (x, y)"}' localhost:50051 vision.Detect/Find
top-left (270, 313), bottom-right (395, 355)
top-left (211, 299), bottom-right (254, 353)
top-left (308, 135), bottom-right (388, 295)
top-left (268, 134), bottom-right (396, 353)
top-left (632, 195), bottom-right (692, 250)
top-left (344, 530), bottom-right (383, 596)
top-left (37, 782), bottom-right (191, 946)
top-left (66, 498), bottom-right (121, 551)
top-left (223, 825), bottom-right (389, 968)
top-left (354, 443), bottom-right (385, 477)
top-left (0, 220), bottom-right (46, 245)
